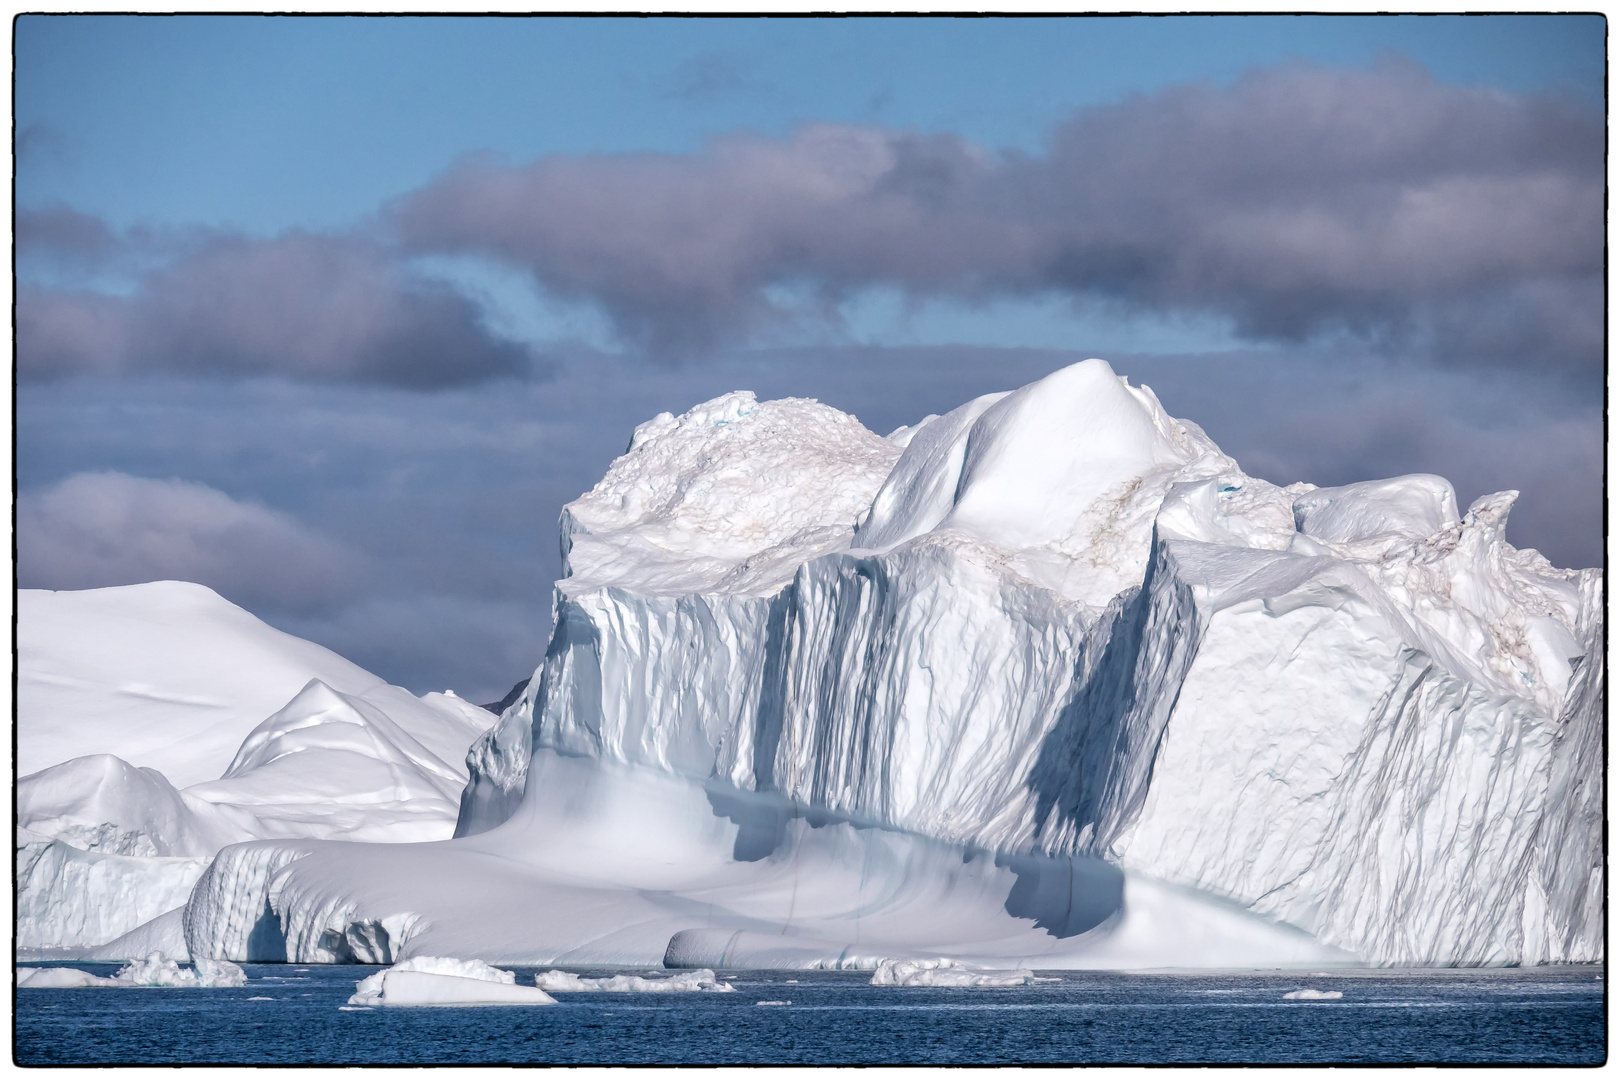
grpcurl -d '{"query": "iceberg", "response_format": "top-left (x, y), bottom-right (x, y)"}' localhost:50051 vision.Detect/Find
top-left (534, 968), bottom-right (735, 992)
top-left (348, 956), bottom-right (556, 1007)
top-left (26, 360), bottom-right (1603, 970)
top-left (869, 958), bottom-right (1035, 987)
top-left (16, 583), bottom-right (499, 954)
top-left (17, 954), bottom-right (246, 988)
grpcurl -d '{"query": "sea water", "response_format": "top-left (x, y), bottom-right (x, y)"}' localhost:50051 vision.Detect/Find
top-left (14, 963), bottom-right (1604, 1065)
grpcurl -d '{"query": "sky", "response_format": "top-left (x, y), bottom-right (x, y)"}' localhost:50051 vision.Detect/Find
top-left (15, 14), bottom-right (1607, 701)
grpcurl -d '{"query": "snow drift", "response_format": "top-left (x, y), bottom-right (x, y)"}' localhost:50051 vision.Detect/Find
top-left (24, 360), bottom-right (1603, 970)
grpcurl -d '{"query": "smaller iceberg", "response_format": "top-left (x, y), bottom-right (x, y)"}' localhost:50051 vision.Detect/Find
top-left (869, 958), bottom-right (1035, 987)
top-left (17, 953), bottom-right (245, 988)
top-left (534, 968), bottom-right (734, 993)
top-left (1283, 988), bottom-right (1344, 1000)
top-left (347, 956), bottom-right (556, 1007)
top-left (17, 967), bottom-right (118, 988)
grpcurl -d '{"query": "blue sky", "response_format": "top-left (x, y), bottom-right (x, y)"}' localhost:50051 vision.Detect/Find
top-left (15, 15), bottom-right (1606, 698)
top-left (18, 16), bottom-right (1604, 233)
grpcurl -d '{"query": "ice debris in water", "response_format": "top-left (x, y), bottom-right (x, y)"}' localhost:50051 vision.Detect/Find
top-left (17, 967), bottom-right (118, 988)
top-left (870, 958), bottom-right (1035, 987)
top-left (1283, 988), bottom-right (1344, 1000)
top-left (17, 954), bottom-right (245, 988)
top-left (348, 956), bottom-right (556, 1007)
top-left (534, 968), bottom-right (735, 993)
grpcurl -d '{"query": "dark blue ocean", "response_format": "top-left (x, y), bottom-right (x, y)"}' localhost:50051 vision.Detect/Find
top-left (14, 962), bottom-right (1604, 1065)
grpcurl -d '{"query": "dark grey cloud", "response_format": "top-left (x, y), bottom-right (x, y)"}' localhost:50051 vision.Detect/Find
top-left (393, 60), bottom-right (1601, 371)
top-left (16, 471), bottom-right (362, 616)
top-left (15, 205), bottom-right (123, 267)
top-left (17, 229), bottom-right (535, 387)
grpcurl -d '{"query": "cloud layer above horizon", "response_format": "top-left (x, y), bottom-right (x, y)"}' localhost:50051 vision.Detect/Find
top-left (19, 62), bottom-right (1603, 381)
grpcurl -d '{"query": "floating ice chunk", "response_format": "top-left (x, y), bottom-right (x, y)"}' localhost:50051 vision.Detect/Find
top-left (534, 968), bottom-right (735, 993)
top-left (114, 954), bottom-right (247, 988)
top-left (1283, 988), bottom-right (1343, 1000)
top-left (18, 966), bottom-right (119, 988)
top-left (350, 971), bottom-right (556, 1007)
top-left (869, 958), bottom-right (1035, 987)
top-left (19, 954), bottom-right (246, 988)
top-left (755, 1000), bottom-right (791, 1006)
top-left (348, 956), bottom-right (555, 1007)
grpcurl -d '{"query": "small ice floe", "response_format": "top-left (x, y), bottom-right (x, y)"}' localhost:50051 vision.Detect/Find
top-left (870, 958), bottom-right (1034, 987)
top-left (755, 1000), bottom-right (791, 1006)
top-left (246, 996), bottom-right (274, 1001)
top-left (17, 967), bottom-right (115, 988)
top-left (1283, 988), bottom-right (1343, 1000)
top-left (784, 980), bottom-right (799, 985)
top-left (348, 956), bottom-right (556, 1007)
top-left (17, 954), bottom-right (246, 989)
top-left (535, 968), bottom-right (734, 993)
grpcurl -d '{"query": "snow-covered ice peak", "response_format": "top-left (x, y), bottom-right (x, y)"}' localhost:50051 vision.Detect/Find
top-left (1292, 474), bottom-right (1461, 551)
top-left (17, 581), bottom-right (390, 786)
top-left (562, 390), bottom-right (903, 597)
top-left (1286, 477), bottom-right (1587, 711)
top-left (857, 359), bottom-right (1233, 606)
top-left (17, 754), bottom-right (224, 858)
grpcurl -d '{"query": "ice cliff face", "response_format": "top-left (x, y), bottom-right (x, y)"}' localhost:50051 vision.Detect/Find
top-left (452, 359), bottom-right (1600, 966)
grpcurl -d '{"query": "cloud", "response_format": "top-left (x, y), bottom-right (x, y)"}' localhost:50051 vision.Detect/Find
top-left (17, 471), bottom-right (362, 615)
top-left (15, 205), bottom-right (124, 268)
top-left (17, 229), bottom-right (535, 387)
top-left (392, 60), bottom-right (1600, 371)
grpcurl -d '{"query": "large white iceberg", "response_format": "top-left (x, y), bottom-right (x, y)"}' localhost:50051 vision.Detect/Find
top-left (16, 582), bottom-right (499, 955)
top-left (27, 360), bottom-right (1604, 970)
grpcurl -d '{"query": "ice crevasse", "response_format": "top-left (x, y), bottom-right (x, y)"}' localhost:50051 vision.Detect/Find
top-left (184, 359), bottom-right (1601, 969)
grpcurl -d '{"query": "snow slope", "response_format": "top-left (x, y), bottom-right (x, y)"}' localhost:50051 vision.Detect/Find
top-left (21, 582), bottom-right (391, 786)
top-left (16, 582), bottom-right (498, 953)
top-left (35, 361), bottom-right (1604, 970)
